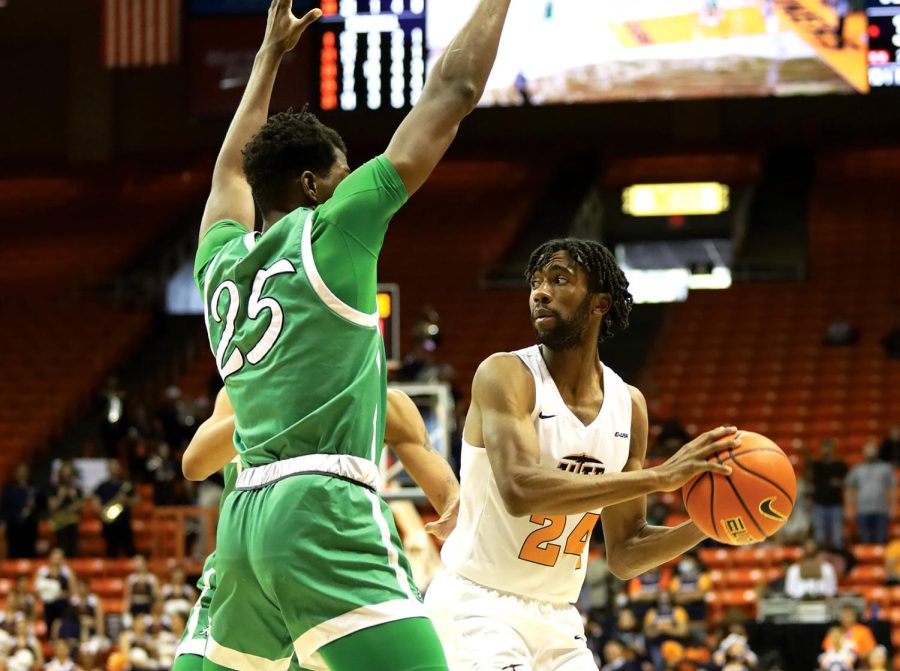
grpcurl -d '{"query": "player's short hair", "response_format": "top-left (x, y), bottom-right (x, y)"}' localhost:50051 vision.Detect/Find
top-left (525, 238), bottom-right (633, 342)
top-left (242, 109), bottom-right (347, 212)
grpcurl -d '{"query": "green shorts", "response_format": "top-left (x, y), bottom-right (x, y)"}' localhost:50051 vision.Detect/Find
top-left (175, 553), bottom-right (218, 660)
top-left (205, 473), bottom-right (431, 670)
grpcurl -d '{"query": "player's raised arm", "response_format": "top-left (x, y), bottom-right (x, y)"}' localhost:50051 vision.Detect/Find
top-left (384, 0), bottom-right (512, 196)
top-left (198, 0), bottom-right (322, 240)
top-left (182, 388), bottom-right (238, 481)
top-left (600, 387), bottom-right (715, 580)
top-left (385, 389), bottom-right (460, 530)
top-left (476, 354), bottom-right (736, 521)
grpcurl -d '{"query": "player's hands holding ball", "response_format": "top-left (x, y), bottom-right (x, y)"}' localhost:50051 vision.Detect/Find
top-left (264, 0), bottom-right (322, 55)
top-left (653, 426), bottom-right (739, 492)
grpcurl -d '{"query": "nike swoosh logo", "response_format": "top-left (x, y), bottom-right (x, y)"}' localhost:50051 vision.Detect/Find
top-left (539, 413), bottom-right (557, 419)
top-left (759, 496), bottom-right (788, 522)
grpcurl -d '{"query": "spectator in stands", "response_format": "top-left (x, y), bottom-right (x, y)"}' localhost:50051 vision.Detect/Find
top-left (712, 623), bottom-right (758, 671)
top-left (878, 423), bottom-right (900, 466)
top-left (881, 323), bottom-right (900, 360)
top-left (9, 576), bottom-right (36, 619)
top-left (123, 555), bottom-right (158, 625)
top-left (866, 646), bottom-right (889, 671)
top-left (824, 314), bottom-right (859, 346)
top-left (809, 437), bottom-right (848, 550)
top-left (35, 548), bottom-right (76, 634)
top-left (628, 565), bottom-right (668, 619)
top-left (845, 442), bottom-right (897, 544)
top-left (93, 459), bottom-right (137, 557)
top-left (121, 615), bottom-right (160, 671)
top-left (822, 605), bottom-right (877, 658)
top-left (159, 566), bottom-right (196, 619)
top-left (818, 626), bottom-right (856, 671)
top-left (1, 463), bottom-right (41, 558)
top-left (886, 537), bottom-right (900, 585)
top-left (146, 442), bottom-right (179, 506)
top-left (669, 551), bottom-right (711, 624)
top-left (55, 578), bottom-right (105, 644)
top-left (73, 584), bottom-right (109, 671)
top-left (47, 462), bottom-right (85, 557)
top-left (154, 612), bottom-right (182, 670)
top-left (643, 590), bottom-right (690, 670)
top-left (8, 618), bottom-right (44, 671)
top-left (44, 638), bottom-right (83, 671)
top-left (609, 608), bottom-right (648, 664)
top-left (600, 638), bottom-right (641, 671)
top-left (785, 538), bottom-right (837, 600)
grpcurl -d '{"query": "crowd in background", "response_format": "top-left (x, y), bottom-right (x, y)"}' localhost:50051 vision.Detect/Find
top-left (0, 306), bottom-right (897, 669)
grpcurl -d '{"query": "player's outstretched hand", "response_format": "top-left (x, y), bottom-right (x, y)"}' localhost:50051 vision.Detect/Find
top-left (263, 0), bottom-right (321, 55)
top-left (653, 426), bottom-right (739, 492)
top-left (424, 497), bottom-right (460, 541)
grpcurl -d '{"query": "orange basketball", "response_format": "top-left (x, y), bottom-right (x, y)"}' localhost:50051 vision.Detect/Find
top-left (682, 431), bottom-right (796, 545)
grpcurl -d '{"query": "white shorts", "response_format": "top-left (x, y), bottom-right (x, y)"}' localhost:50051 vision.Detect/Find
top-left (424, 571), bottom-right (597, 671)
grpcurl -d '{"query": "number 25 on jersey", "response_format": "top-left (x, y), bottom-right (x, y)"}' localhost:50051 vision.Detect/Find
top-left (208, 259), bottom-right (296, 379)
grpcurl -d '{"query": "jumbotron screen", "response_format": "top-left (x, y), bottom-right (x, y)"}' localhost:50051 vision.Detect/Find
top-left (315, 0), bottom-right (874, 110)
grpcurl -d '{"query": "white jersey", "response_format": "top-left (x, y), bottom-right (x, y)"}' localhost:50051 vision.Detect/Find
top-left (441, 345), bottom-right (633, 604)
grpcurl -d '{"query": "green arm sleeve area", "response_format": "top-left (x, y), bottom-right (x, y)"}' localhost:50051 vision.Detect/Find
top-left (194, 220), bottom-right (247, 291)
top-left (311, 155), bottom-right (408, 314)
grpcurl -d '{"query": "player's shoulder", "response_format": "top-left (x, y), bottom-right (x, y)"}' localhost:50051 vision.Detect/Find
top-left (386, 387), bottom-right (415, 415)
top-left (474, 352), bottom-right (532, 385)
top-left (627, 385), bottom-right (648, 415)
top-left (472, 352), bottom-right (535, 408)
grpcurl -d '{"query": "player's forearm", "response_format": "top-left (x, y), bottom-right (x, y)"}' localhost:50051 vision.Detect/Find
top-left (431, 0), bottom-right (512, 109)
top-left (503, 465), bottom-right (667, 517)
top-left (182, 417), bottom-right (237, 481)
top-left (399, 450), bottom-right (459, 514)
top-left (212, 48), bottom-right (283, 182)
top-left (607, 521), bottom-right (706, 580)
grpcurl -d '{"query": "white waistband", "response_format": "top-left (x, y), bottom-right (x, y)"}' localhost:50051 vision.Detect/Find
top-left (235, 454), bottom-right (380, 491)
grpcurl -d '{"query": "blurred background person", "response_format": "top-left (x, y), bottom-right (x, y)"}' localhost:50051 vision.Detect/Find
top-left (1, 464), bottom-right (41, 559)
top-left (785, 538), bottom-right (837, 600)
top-left (845, 441), bottom-right (896, 544)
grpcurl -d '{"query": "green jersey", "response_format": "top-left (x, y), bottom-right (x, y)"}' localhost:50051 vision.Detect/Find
top-left (194, 156), bottom-right (407, 467)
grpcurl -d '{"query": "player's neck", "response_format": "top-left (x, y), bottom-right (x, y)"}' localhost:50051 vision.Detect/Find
top-left (539, 343), bottom-right (603, 399)
top-left (261, 209), bottom-right (288, 232)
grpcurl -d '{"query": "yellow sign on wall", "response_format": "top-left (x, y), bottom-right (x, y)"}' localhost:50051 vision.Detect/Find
top-left (622, 182), bottom-right (730, 217)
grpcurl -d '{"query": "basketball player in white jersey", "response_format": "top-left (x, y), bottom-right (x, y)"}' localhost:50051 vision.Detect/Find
top-left (426, 238), bottom-right (739, 670)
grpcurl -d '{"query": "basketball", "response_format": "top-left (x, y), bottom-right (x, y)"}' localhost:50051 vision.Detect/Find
top-left (682, 432), bottom-right (797, 545)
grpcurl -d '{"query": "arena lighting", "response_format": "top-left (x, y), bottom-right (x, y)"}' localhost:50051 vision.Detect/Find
top-left (622, 182), bottom-right (730, 217)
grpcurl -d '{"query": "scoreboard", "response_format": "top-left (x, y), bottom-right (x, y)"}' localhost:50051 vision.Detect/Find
top-left (868, 0), bottom-right (900, 89)
top-left (316, 0), bottom-right (427, 111)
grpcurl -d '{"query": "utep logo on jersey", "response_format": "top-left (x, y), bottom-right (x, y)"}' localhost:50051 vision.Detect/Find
top-left (557, 454), bottom-right (606, 476)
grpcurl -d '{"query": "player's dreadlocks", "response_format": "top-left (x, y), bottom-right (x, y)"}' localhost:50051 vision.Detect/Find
top-left (242, 108), bottom-right (347, 213)
top-left (525, 238), bottom-right (633, 342)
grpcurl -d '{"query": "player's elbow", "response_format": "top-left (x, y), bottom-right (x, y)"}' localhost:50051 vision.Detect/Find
top-left (496, 479), bottom-right (532, 518)
top-left (606, 552), bottom-right (641, 581)
top-left (181, 451), bottom-right (208, 482)
top-left (431, 76), bottom-right (480, 115)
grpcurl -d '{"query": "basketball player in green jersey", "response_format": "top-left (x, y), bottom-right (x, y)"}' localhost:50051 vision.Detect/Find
top-left (193, 0), bottom-right (510, 667)
top-left (173, 387), bottom-right (459, 671)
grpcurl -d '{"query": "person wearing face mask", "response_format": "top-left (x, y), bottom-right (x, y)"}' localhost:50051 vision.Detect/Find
top-left (668, 552), bottom-right (710, 624)
top-left (845, 442), bottom-right (896, 544)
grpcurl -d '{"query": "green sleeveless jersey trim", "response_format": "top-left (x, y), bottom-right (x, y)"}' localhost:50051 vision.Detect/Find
top-left (194, 155), bottom-right (407, 467)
